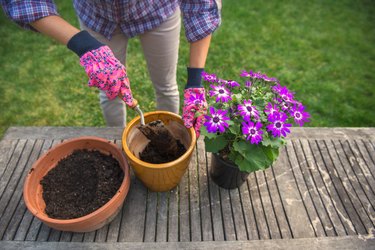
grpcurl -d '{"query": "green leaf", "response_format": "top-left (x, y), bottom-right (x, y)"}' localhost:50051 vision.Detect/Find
top-left (232, 140), bottom-right (278, 172)
top-left (228, 122), bottom-right (240, 134)
top-left (261, 135), bottom-right (286, 148)
top-left (204, 135), bottom-right (227, 153)
top-left (200, 126), bottom-right (216, 139)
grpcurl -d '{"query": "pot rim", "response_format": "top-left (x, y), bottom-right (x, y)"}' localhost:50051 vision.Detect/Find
top-left (122, 111), bottom-right (197, 169)
top-left (23, 136), bottom-right (130, 224)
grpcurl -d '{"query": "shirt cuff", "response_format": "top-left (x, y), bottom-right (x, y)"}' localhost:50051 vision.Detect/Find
top-left (1, 0), bottom-right (59, 30)
top-left (181, 0), bottom-right (222, 42)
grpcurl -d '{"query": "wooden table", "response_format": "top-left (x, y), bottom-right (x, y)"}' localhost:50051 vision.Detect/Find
top-left (0, 127), bottom-right (374, 249)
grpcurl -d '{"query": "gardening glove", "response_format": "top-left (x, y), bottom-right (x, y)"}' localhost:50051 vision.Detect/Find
top-left (67, 31), bottom-right (135, 107)
top-left (182, 68), bottom-right (207, 138)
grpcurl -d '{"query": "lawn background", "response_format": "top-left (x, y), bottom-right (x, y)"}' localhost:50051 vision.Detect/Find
top-left (1, 0), bottom-right (374, 139)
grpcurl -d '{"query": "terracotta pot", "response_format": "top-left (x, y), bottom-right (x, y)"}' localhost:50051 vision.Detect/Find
top-left (23, 136), bottom-right (130, 232)
top-left (122, 111), bottom-right (196, 192)
top-left (210, 153), bottom-right (250, 189)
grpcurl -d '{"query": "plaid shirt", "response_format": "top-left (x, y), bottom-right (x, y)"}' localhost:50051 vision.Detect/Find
top-left (1, 0), bottom-right (221, 42)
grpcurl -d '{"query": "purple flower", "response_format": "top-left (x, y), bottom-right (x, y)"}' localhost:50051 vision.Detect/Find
top-left (227, 80), bottom-right (240, 88)
top-left (240, 70), bottom-right (252, 77)
top-left (273, 84), bottom-right (295, 103)
top-left (204, 107), bottom-right (230, 133)
top-left (202, 72), bottom-right (217, 82)
top-left (264, 102), bottom-right (279, 118)
top-left (218, 78), bottom-right (228, 84)
top-left (290, 105), bottom-right (310, 126)
top-left (266, 112), bottom-right (292, 137)
top-left (209, 84), bottom-right (232, 103)
top-left (245, 80), bottom-right (252, 88)
top-left (242, 121), bottom-right (263, 144)
top-left (238, 99), bottom-right (259, 121)
top-left (263, 76), bottom-right (279, 83)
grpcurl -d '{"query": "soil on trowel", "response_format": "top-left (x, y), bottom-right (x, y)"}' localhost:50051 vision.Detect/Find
top-left (40, 149), bottom-right (124, 219)
top-left (138, 120), bottom-right (187, 164)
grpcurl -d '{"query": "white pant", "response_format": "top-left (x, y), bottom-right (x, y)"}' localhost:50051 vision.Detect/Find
top-left (79, 9), bottom-right (181, 127)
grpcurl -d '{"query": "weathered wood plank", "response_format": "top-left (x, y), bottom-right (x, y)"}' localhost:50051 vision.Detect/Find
top-left (247, 173), bottom-right (271, 239)
top-left (1, 195), bottom-right (26, 240)
top-left (94, 224), bottom-right (108, 242)
top-left (354, 140), bottom-right (375, 180)
top-left (219, 187), bottom-right (236, 241)
top-left (344, 140), bottom-right (375, 211)
top-left (316, 140), bottom-right (361, 235)
top-left (4, 127), bottom-right (375, 140)
top-left (0, 139), bottom-right (18, 178)
top-left (47, 228), bottom-right (62, 242)
top-left (286, 141), bottom-right (324, 237)
top-left (82, 231), bottom-right (96, 242)
top-left (59, 231), bottom-right (72, 242)
top-left (179, 167), bottom-right (190, 242)
top-left (362, 140), bottom-right (375, 168)
top-left (255, 170), bottom-right (281, 239)
top-left (264, 167), bottom-right (293, 239)
top-left (189, 148), bottom-right (201, 242)
top-left (293, 140), bottom-right (335, 237)
top-left (229, 187), bottom-right (248, 240)
top-left (2, 139), bottom-right (51, 240)
top-left (196, 139), bottom-right (212, 241)
top-left (116, 172), bottom-right (147, 242)
top-left (13, 209), bottom-right (34, 241)
top-left (0, 140), bottom-right (43, 239)
top-left (272, 145), bottom-right (315, 238)
top-left (0, 139), bottom-right (27, 198)
top-left (70, 232), bottom-right (84, 242)
top-left (3, 127), bottom-right (124, 140)
top-left (15, 140), bottom-right (53, 241)
top-left (3, 235), bottom-right (375, 249)
top-left (36, 223), bottom-right (51, 241)
top-left (156, 192), bottom-right (168, 242)
top-left (206, 153), bottom-right (224, 241)
top-left (287, 127), bottom-right (375, 140)
top-left (238, 177), bottom-right (259, 240)
top-left (167, 187), bottom-right (178, 242)
top-left (331, 140), bottom-right (375, 231)
top-left (305, 140), bottom-right (347, 236)
top-left (143, 190), bottom-right (157, 242)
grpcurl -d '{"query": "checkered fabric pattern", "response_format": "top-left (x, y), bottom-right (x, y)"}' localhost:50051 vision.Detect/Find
top-left (1, 0), bottom-right (221, 42)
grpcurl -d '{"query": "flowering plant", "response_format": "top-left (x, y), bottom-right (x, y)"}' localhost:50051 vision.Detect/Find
top-left (197, 70), bottom-right (310, 173)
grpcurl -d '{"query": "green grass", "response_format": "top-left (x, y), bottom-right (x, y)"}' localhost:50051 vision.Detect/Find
top-left (1, 0), bottom-right (375, 138)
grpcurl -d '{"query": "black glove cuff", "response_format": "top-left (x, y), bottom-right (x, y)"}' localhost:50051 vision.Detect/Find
top-left (67, 30), bottom-right (104, 57)
top-left (185, 67), bottom-right (204, 89)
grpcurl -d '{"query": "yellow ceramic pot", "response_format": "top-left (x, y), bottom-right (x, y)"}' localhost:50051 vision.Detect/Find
top-left (122, 111), bottom-right (196, 192)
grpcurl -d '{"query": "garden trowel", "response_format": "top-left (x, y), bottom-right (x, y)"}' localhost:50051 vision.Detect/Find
top-left (130, 99), bottom-right (145, 125)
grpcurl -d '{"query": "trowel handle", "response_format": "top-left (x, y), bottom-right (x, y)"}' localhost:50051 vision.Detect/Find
top-left (130, 98), bottom-right (145, 125)
top-left (130, 98), bottom-right (138, 109)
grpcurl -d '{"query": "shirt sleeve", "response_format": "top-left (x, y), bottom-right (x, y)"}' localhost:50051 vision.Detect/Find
top-left (179, 0), bottom-right (221, 43)
top-left (1, 0), bottom-right (59, 30)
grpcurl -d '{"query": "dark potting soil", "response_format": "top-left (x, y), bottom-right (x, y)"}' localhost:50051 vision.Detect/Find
top-left (138, 120), bottom-right (187, 164)
top-left (40, 149), bottom-right (124, 219)
top-left (139, 139), bottom-right (186, 164)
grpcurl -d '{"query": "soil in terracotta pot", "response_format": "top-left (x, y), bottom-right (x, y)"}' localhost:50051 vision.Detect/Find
top-left (40, 149), bottom-right (124, 219)
top-left (138, 120), bottom-right (186, 164)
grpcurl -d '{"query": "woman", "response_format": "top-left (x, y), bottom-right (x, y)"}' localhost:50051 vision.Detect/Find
top-left (1, 0), bottom-right (221, 136)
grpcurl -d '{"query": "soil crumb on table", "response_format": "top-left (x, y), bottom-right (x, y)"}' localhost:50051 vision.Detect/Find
top-left (138, 120), bottom-right (187, 164)
top-left (40, 149), bottom-right (124, 219)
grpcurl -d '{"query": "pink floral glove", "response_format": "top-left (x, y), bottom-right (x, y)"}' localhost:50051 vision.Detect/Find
top-left (182, 88), bottom-right (207, 137)
top-left (79, 46), bottom-right (134, 107)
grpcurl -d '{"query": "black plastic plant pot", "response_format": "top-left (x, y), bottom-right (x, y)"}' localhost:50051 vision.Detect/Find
top-left (210, 153), bottom-right (250, 189)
